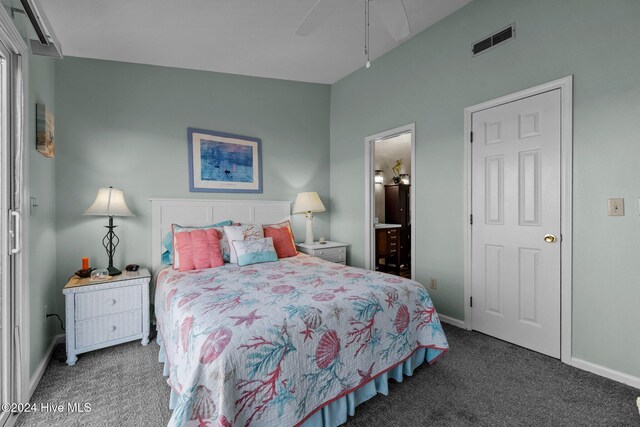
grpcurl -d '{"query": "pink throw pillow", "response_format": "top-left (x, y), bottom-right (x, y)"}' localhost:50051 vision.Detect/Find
top-left (174, 228), bottom-right (224, 272)
top-left (263, 221), bottom-right (298, 258)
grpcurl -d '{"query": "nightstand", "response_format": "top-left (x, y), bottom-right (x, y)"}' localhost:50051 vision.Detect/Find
top-left (62, 268), bottom-right (151, 366)
top-left (296, 241), bottom-right (348, 265)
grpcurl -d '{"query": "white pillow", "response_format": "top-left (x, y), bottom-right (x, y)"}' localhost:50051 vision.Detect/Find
top-left (223, 224), bottom-right (264, 263)
top-left (232, 237), bottom-right (278, 267)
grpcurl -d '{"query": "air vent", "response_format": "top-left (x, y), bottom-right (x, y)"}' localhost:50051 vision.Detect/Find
top-left (472, 24), bottom-right (515, 56)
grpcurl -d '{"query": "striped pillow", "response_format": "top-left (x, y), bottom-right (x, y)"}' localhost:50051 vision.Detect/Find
top-left (171, 220), bottom-right (232, 270)
top-left (174, 227), bottom-right (224, 272)
top-left (164, 220), bottom-right (232, 265)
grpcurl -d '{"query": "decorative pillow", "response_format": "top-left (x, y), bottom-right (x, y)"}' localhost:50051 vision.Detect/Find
top-left (161, 231), bottom-right (174, 265)
top-left (223, 224), bottom-right (264, 263)
top-left (164, 220), bottom-right (232, 265)
top-left (174, 228), bottom-right (224, 272)
top-left (263, 220), bottom-right (298, 258)
top-left (171, 220), bottom-right (233, 269)
top-left (231, 237), bottom-right (278, 267)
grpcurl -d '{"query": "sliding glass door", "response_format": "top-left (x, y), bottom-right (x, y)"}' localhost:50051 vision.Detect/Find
top-left (0, 39), bottom-right (14, 427)
top-left (0, 10), bottom-right (28, 424)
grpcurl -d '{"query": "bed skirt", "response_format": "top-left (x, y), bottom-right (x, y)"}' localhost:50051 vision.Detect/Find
top-left (158, 333), bottom-right (444, 427)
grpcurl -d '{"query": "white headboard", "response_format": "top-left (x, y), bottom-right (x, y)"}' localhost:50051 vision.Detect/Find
top-left (150, 198), bottom-right (291, 274)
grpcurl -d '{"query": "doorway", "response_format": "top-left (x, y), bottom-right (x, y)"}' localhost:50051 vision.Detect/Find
top-left (464, 77), bottom-right (573, 362)
top-left (364, 124), bottom-right (415, 279)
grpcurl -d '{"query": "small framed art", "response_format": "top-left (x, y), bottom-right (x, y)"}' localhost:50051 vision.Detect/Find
top-left (187, 128), bottom-right (263, 193)
top-left (36, 103), bottom-right (55, 158)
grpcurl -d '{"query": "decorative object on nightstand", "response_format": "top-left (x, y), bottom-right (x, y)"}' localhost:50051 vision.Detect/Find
top-left (63, 268), bottom-right (151, 366)
top-left (75, 268), bottom-right (94, 278)
top-left (293, 191), bottom-right (326, 245)
top-left (296, 241), bottom-right (348, 265)
top-left (84, 186), bottom-right (135, 276)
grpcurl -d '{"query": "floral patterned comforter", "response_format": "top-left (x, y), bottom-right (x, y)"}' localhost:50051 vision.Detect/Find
top-left (155, 254), bottom-right (448, 427)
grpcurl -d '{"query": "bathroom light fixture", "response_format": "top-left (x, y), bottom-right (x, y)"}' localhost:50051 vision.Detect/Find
top-left (375, 170), bottom-right (384, 184)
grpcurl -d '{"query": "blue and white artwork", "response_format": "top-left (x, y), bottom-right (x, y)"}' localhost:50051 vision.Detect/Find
top-left (188, 128), bottom-right (262, 193)
top-left (200, 140), bottom-right (253, 183)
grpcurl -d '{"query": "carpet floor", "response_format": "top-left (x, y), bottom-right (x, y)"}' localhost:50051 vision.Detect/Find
top-left (17, 324), bottom-right (639, 426)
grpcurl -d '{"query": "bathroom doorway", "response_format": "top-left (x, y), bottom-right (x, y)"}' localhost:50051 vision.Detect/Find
top-left (364, 124), bottom-right (415, 279)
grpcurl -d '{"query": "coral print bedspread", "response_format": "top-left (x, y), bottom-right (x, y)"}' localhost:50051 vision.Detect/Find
top-left (155, 254), bottom-right (448, 427)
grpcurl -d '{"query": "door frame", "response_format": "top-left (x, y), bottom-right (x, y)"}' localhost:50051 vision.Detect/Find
top-left (0, 5), bottom-right (30, 410)
top-left (463, 76), bottom-right (573, 363)
top-left (364, 123), bottom-right (416, 279)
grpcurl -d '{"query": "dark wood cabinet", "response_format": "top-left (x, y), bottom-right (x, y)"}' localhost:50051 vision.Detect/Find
top-left (384, 184), bottom-right (410, 266)
top-left (375, 226), bottom-right (401, 274)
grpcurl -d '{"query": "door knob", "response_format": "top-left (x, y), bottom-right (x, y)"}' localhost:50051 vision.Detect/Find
top-left (544, 234), bottom-right (557, 243)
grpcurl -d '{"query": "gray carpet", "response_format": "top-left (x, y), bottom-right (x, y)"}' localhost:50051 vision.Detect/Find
top-left (18, 325), bottom-right (639, 426)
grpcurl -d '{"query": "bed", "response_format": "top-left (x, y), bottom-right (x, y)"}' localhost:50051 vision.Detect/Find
top-left (151, 199), bottom-right (448, 427)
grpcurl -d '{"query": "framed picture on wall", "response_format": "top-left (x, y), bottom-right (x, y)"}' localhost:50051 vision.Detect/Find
top-left (187, 128), bottom-right (263, 193)
top-left (36, 103), bottom-right (55, 158)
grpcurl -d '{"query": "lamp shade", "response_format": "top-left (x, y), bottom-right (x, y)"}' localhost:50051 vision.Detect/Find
top-left (292, 192), bottom-right (326, 214)
top-left (84, 187), bottom-right (135, 217)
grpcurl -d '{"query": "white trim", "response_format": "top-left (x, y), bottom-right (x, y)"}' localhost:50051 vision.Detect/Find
top-left (437, 314), bottom-right (466, 329)
top-left (28, 334), bottom-right (65, 398)
top-left (569, 357), bottom-right (640, 390)
top-left (364, 123), bottom-right (416, 279)
top-left (463, 76), bottom-right (574, 364)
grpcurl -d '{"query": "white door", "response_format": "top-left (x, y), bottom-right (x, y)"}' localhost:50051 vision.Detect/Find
top-left (471, 89), bottom-right (561, 358)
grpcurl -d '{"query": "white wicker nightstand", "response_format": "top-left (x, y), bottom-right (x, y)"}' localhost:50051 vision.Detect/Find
top-left (296, 241), bottom-right (348, 265)
top-left (62, 268), bottom-right (151, 366)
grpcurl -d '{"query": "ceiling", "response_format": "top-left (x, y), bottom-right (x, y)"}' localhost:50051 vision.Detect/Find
top-left (40, 0), bottom-right (472, 84)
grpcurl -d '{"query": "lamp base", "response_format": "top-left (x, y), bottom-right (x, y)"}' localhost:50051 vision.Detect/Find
top-left (107, 266), bottom-right (122, 276)
top-left (304, 213), bottom-right (314, 245)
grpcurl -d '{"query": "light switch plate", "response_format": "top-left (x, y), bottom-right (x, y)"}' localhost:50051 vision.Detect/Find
top-left (607, 198), bottom-right (624, 216)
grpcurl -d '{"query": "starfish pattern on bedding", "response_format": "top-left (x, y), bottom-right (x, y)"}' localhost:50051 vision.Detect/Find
top-left (230, 310), bottom-right (265, 327)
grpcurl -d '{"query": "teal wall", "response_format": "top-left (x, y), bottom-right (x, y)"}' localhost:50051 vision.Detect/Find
top-left (330, 0), bottom-right (640, 377)
top-left (54, 58), bottom-right (330, 305)
top-left (28, 54), bottom-right (59, 377)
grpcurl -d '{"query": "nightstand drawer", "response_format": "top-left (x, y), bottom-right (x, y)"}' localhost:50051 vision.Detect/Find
top-left (75, 285), bottom-right (142, 321)
top-left (75, 310), bottom-right (142, 349)
top-left (314, 247), bottom-right (346, 262)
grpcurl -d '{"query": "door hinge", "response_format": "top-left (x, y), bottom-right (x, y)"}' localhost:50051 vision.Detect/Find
top-left (470, 214), bottom-right (473, 225)
top-left (470, 297), bottom-right (473, 307)
top-left (470, 131), bottom-right (473, 143)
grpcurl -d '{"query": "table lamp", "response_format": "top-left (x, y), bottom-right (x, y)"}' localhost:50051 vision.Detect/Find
top-left (84, 187), bottom-right (135, 276)
top-left (293, 191), bottom-right (326, 245)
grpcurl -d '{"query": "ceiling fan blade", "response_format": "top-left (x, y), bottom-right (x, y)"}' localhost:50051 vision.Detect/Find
top-left (372, 0), bottom-right (410, 41)
top-left (295, 0), bottom-right (339, 36)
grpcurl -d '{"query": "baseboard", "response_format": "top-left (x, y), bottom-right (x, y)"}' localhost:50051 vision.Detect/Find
top-left (438, 314), bottom-right (466, 329)
top-left (570, 357), bottom-right (640, 390)
top-left (29, 334), bottom-right (65, 399)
